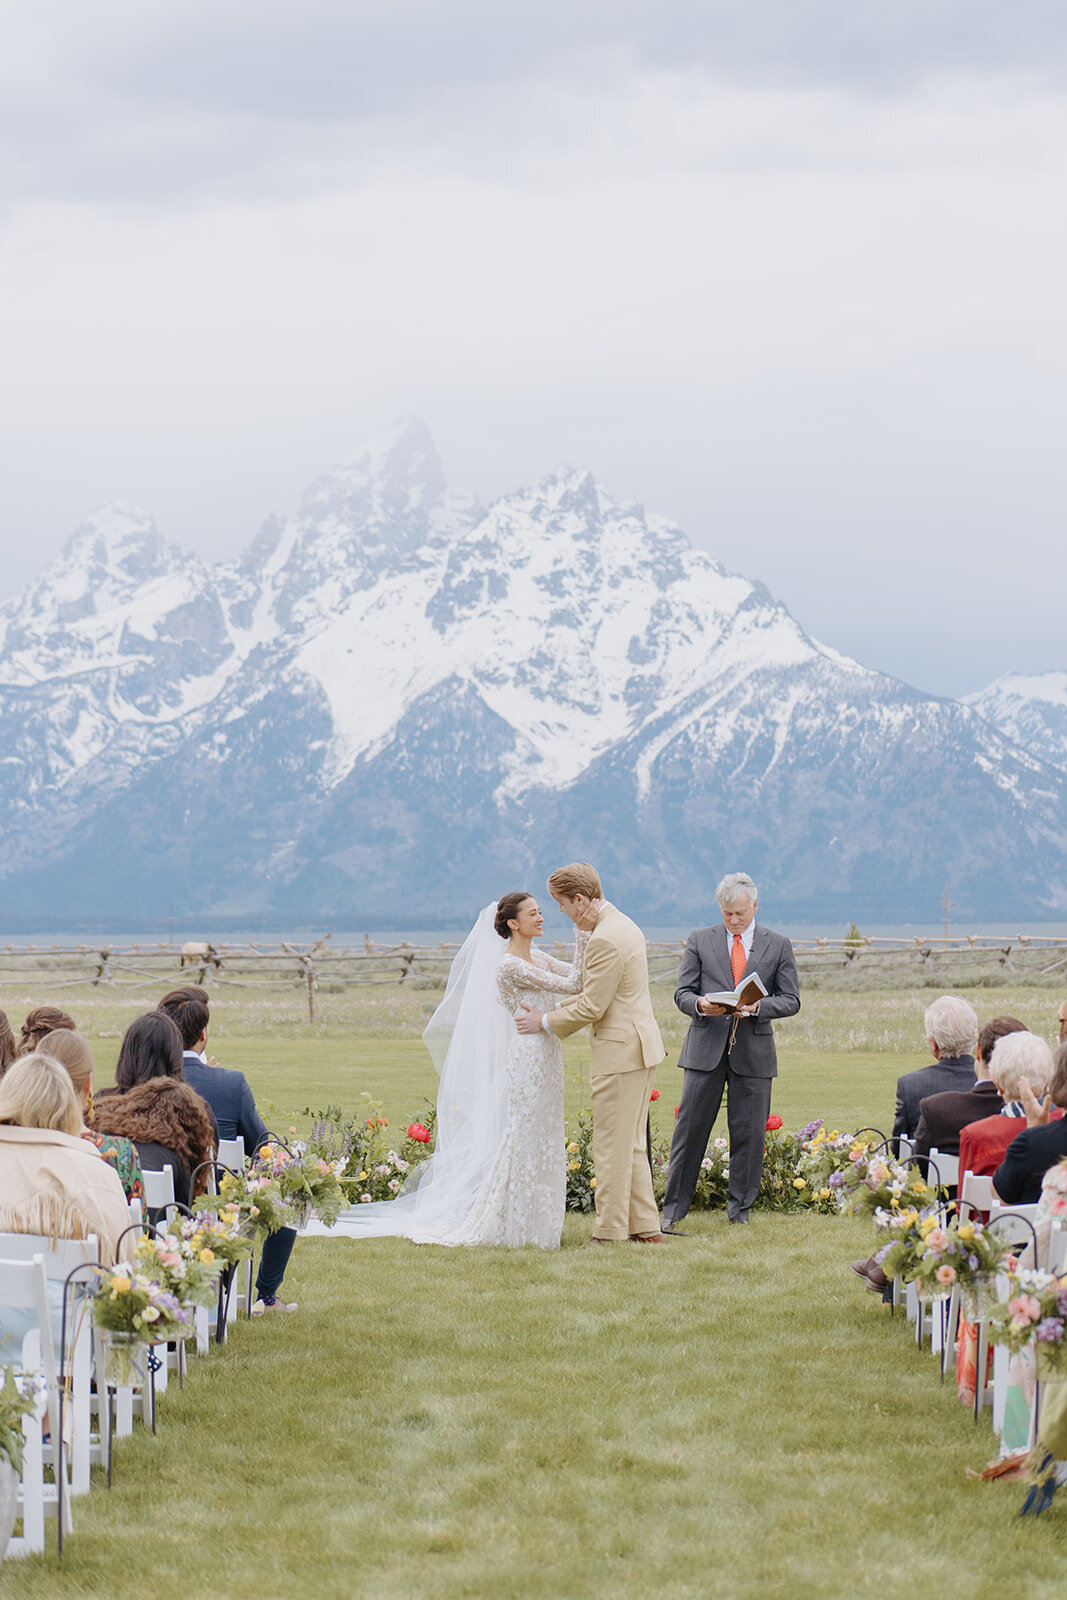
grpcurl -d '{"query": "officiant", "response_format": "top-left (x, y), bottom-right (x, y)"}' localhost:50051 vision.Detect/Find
top-left (662, 873), bottom-right (800, 1228)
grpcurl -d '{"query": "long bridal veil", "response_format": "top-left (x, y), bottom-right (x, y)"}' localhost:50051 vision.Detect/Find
top-left (309, 903), bottom-right (511, 1240)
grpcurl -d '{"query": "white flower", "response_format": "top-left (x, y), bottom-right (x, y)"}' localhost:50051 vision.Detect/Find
top-left (701, 1158), bottom-right (713, 1171)
top-left (713, 1137), bottom-right (728, 1151)
top-left (388, 1178), bottom-right (401, 1193)
top-left (386, 1150), bottom-right (399, 1163)
top-left (375, 1164), bottom-right (391, 1178)
top-left (395, 1159), bottom-right (409, 1173)
top-left (360, 1193), bottom-right (373, 1203)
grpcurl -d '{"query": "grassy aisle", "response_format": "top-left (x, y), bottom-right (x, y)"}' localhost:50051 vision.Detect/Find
top-left (9, 1211), bottom-right (1067, 1600)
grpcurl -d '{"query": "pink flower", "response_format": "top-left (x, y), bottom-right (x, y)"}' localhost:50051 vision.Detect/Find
top-left (406, 1123), bottom-right (431, 1144)
top-left (1046, 1197), bottom-right (1067, 1217)
top-left (765, 1114), bottom-right (784, 1131)
top-left (935, 1264), bottom-right (956, 1285)
top-left (1008, 1294), bottom-right (1042, 1325)
top-left (926, 1227), bottom-right (948, 1251)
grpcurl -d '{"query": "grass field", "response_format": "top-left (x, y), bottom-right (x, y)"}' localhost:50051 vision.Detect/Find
top-left (4, 981), bottom-right (1067, 1597)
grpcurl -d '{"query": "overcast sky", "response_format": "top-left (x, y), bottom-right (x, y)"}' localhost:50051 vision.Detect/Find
top-left (2, 1), bottom-right (1065, 697)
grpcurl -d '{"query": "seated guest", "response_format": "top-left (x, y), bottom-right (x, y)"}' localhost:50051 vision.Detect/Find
top-left (92, 1012), bottom-right (217, 1208)
top-left (891, 995), bottom-right (979, 1141)
top-left (18, 1005), bottom-right (75, 1057)
top-left (157, 986), bottom-right (298, 1316)
top-left (38, 1029), bottom-right (145, 1204)
top-left (0, 1009), bottom-right (16, 1077)
top-left (912, 1014), bottom-right (1027, 1159)
top-left (0, 1052), bottom-right (129, 1260)
top-left (959, 1031), bottom-right (1061, 1181)
top-left (993, 1041), bottom-right (1067, 1205)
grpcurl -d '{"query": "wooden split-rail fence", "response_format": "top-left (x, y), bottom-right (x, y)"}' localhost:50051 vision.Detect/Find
top-left (2, 933), bottom-right (1067, 1022)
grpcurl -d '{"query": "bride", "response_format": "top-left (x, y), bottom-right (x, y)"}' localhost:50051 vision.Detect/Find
top-left (319, 893), bottom-right (588, 1248)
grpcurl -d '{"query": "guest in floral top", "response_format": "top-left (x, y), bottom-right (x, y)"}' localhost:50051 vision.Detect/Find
top-left (37, 1028), bottom-right (145, 1204)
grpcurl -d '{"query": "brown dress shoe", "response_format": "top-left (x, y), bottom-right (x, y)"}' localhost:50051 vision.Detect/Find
top-left (630, 1232), bottom-right (667, 1243)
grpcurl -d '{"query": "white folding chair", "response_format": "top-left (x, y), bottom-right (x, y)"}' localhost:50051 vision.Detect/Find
top-left (127, 1198), bottom-right (143, 1232)
top-left (0, 1233), bottom-right (102, 1497)
top-left (0, 1255), bottom-right (72, 1556)
top-left (1048, 1221), bottom-right (1067, 1276)
top-left (959, 1171), bottom-right (993, 1217)
top-left (217, 1137), bottom-right (246, 1169)
top-left (141, 1166), bottom-right (175, 1213)
top-left (928, 1148), bottom-right (959, 1193)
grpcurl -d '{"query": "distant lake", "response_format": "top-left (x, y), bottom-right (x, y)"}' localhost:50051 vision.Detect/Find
top-left (5, 921), bottom-right (1067, 949)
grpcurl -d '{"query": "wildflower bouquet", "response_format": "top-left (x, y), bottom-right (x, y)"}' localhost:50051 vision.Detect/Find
top-left (0, 1365), bottom-right (44, 1477)
top-left (135, 1223), bottom-right (225, 1311)
top-left (180, 1204), bottom-right (253, 1267)
top-left (565, 1111), bottom-right (598, 1212)
top-left (907, 1215), bottom-right (1008, 1301)
top-left (794, 1121), bottom-right (879, 1214)
top-left (304, 1100), bottom-right (434, 1205)
top-left (843, 1152), bottom-right (936, 1221)
top-left (989, 1268), bottom-right (1067, 1372)
top-left (202, 1166), bottom-right (296, 1236)
top-left (91, 1267), bottom-right (191, 1342)
top-left (253, 1140), bottom-right (347, 1227)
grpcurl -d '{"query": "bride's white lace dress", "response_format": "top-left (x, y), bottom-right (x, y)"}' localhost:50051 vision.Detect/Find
top-left (442, 931), bottom-right (589, 1249)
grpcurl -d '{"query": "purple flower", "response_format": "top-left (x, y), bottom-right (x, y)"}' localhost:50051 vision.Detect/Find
top-left (1035, 1317), bottom-right (1065, 1344)
top-left (829, 1172), bottom-right (845, 1188)
top-left (968, 1255), bottom-right (979, 1271)
top-left (799, 1119), bottom-right (824, 1140)
top-left (874, 1243), bottom-right (891, 1265)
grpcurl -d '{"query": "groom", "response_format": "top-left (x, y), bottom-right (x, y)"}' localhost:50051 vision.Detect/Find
top-left (516, 862), bottom-right (666, 1243)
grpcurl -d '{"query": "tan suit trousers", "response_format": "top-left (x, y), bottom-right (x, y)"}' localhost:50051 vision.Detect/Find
top-left (590, 1063), bottom-right (660, 1240)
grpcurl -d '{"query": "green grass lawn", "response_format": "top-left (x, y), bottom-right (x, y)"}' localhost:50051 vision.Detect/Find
top-left (5, 983), bottom-right (1067, 1596)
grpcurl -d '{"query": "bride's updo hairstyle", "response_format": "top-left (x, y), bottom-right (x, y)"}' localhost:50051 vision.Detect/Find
top-left (495, 892), bottom-right (534, 940)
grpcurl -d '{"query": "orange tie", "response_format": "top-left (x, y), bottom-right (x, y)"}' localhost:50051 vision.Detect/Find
top-left (731, 934), bottom-right (746, 987)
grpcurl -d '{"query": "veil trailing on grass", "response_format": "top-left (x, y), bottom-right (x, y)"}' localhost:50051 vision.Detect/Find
top-left (312, 903), bottom-right (511, 1242)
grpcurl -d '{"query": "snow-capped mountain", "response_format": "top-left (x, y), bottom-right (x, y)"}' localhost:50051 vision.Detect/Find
top-left (965, 673), bottom-right (1067, 774)
top-left (1, 420), bottom-right (1065, 925)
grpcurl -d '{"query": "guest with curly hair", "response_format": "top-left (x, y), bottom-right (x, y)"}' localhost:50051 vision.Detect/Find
top-left (18, 1005), bottom-right (75, 1057)
top-left (92, 1012), bottom-right (217, 1207)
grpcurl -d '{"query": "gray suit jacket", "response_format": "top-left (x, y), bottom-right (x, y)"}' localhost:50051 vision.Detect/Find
top-left (675, 924), bottom-right (800, 1078)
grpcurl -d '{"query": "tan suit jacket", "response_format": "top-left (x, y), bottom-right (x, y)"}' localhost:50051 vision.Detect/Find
top-left (545, 902), bottom-right (665, 1077)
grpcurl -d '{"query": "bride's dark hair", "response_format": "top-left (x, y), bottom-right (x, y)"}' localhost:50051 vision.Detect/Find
top-left (495, 892), bottom-right (534, 940)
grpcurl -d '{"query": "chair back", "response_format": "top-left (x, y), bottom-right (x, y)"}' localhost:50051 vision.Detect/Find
top-left (1047, 1221), bottom-right (1067, 1276)
top-left (928, 1148), bottom-right (959, 1191)
top-left (0, 1232), bottom-right (100, 1279)
top-left (959, 1171), bottom-right (993, 1214)
top-left (142, 1165), bottom-right (175, 1210)
top-left (217, 1137), bottom-right (246, 1169)
top-left (128, 1197), bottom-right (143, 1231)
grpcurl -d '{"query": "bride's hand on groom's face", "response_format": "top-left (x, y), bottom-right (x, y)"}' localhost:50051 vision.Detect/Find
top-left (576, 898), bottom-right (602, 932)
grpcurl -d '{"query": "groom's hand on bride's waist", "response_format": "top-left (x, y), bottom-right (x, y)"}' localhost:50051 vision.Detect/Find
top-left (516, 1005), bottom-right (544, 1034)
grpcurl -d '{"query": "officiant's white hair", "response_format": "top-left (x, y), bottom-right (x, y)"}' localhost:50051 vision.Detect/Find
top-left (716, 872), bottom-right (757, 908)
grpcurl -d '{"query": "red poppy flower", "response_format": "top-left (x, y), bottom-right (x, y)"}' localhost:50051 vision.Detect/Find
top-left (406, 1123), bottom-right (431, 1144)
top-left (674, 1105), bottom-right (681, 1119)
top-left (765, 1114), bottom-right (783, 1131)
top-left (650, 1089), bottom-right (660, 1102)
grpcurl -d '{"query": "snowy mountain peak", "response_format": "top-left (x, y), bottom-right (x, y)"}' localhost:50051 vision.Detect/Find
top-left (299, 417), bottom-right (447, 531)
top-left (967, 669), bottom-right (1067, 772)
top-left (61, 503), bottom-right (170, 594)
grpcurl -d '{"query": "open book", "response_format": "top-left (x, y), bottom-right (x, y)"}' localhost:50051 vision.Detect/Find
top-left (701, 972), bottom-right (768, 1012)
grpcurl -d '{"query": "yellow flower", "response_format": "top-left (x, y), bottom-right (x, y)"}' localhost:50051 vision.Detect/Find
top-left (567, 1142), bottom-right (579, 1154)
top-left (110, 1275), bottom-right (131, 1293)
top-left (919, 1214), bottom-right (937, 1236)
top-left (199, 1248), bottom-right (215, 1264)
top-left (830, 1130), bottom-right (840, 1140)
top-left (819, 1187), bottom-right (831, 1199)
top-left (356, 1171), bottom-right (367, 1182)
top-left (793, 1178), bottom-right (806, 1189)
top-left (957, 1222), bottom-right (975, 1242)
top-left (568, 1161), bottom-right (580, 1171)
top-left (260, 1145), bottom-right (274, 1160)
top-left (589, 1178), bottom-right (597, 1188)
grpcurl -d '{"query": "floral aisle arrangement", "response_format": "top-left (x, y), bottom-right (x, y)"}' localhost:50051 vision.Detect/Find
top-left (793, 1121), bottom-right (880, 1213)
top-left (90, 1267), bottom-right (191, 1383)
top-left (565, 1111), bottom-right (597, 1212)
top-left (989, 1269), bottom-right (1067, 1372)
top-left (0, 1364), bottom-right (43, 1477)
top-left (200, 1166), bottom-right (295, 1237)
top-left (304, 1101), bottom-right (435, 1205)
top-left (135, 1223), bottom-right (226, 1312)
top-left (251, 1140), bottom-right (347, 1227)
top-left (840, 1150), bottom-right (937, 1222)
top-left (900, 1216), bottom-right (1007, 1303)
top-left (181, 1205), bottom-right (254, 1268)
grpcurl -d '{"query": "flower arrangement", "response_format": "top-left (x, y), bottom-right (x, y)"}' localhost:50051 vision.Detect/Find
top-left (0, 1366), bottom-right (44, 1477)
top-left (904, 1215), bottom-right (1008, 1301)
top-left (989, 1268), bottom-right (1067, 1371)
top-left (201, 1166), bottom-right (295, 1236)
top-left (793, 1122), bottom-right (880, 1214)
top-left (135, 1222), bottom-right (226, 1311)
top-left (252, 1141), bottom-right (347, 1227)
top-left (565, 1111), bottom-right (598, 1212)
top-left (91, 1267), bottom-right (191, 1343)
top-left (841, 1151), bottom-right (936, 1221)
top-left (303, 1100), bottom-right (435, 1205)
top-left (181, 1204), bottom-right (254, 1267)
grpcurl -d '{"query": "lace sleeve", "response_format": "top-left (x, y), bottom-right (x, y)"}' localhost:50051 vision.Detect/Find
top-left (531, 928), bottom-right (589, 991)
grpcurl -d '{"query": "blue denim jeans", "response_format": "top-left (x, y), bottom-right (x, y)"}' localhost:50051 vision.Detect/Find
top-left (255, 1226), bottom-right (296, 1299)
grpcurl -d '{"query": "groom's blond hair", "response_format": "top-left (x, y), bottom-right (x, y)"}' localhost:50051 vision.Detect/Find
top-left (547, 862), bottom-right (602, 901)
